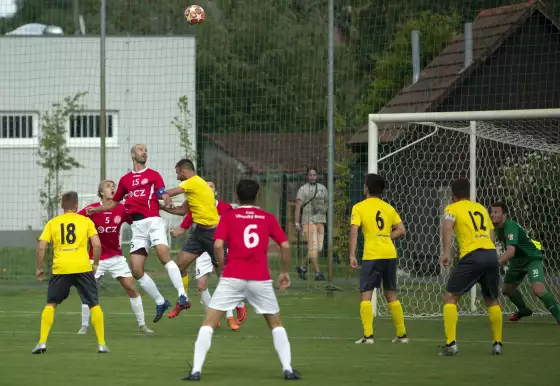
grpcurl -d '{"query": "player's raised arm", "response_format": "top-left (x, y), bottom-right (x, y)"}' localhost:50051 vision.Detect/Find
top-left (87, 180), bottom-right (124, 215)
top-left (166, 186), bottom-right (184, 198)
top-left (162, 198), bottom-right (190, 216)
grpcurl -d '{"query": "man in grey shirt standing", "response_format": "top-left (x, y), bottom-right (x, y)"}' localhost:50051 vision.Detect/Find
top-left (294, 168), bottom-right (328, 281)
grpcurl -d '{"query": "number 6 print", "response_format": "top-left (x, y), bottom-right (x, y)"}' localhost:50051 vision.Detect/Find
top-left (243, 225), bottom-right (259, 249)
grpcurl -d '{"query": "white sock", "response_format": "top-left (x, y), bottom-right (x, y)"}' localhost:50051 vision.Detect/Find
top-left (237, 301), bottom-right (245, 308)
top-left (81, 304), bottom-right (90, 327)
top-left (192, 326), bottom-right (213, 373)
top-left (200, 289), bottom-right (212, 310)
top-left (129, 296), bottom-right (146, 327)
top-left (226, 309), bottom-right (234, 318)
top-left (138, 274), bottom-right (165, 305)
top-left (272, 327), bottom-right (293, 372)
top-left (164, 261), bottom-right (187, 298)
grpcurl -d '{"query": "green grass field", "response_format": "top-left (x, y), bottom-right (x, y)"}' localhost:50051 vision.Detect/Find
top-left (1, 285), bottom-right (559, 386)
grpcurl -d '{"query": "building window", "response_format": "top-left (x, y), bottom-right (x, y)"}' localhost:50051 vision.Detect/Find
top-left (69, 113), bottom-right (114, 138)
top-left (0, 113), bottom-right (35, 138)
top-left (0, 112), bottom-right (38, 147)
top-left (67, 112), bottom-right (119, 147)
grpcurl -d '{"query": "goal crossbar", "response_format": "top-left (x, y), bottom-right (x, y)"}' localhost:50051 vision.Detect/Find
top-left (369, 108), bottom-right (560, 123)
top-left (366, 108), bottom-right (560, 317)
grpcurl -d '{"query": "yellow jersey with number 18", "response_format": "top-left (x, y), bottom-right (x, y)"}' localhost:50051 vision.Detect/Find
top-left (351, 197), bottom-right (402, 260)
top-left (39, 212), bottom-right (97, 275)
top-left (443, 200), bottom-right (495, 259)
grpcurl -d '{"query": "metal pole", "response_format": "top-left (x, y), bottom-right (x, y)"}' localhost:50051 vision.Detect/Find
top-left (411, 30), bottom-right (420, 84)
top-left (368, 119), bottom-right (379, 316)
top-left (100, 0), bottom-right (107, 181)
top-left (464, 23), bottom-right (473, 68)
top-left (326, 0), bottom-right (334, 283)
top-left (469, 120), bottom-right (477, 312)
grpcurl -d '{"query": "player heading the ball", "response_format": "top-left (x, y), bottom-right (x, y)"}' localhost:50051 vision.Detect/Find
top-left (183, 179), bottom-right (300, 381)
top-left (86, 144), bottom-right (185, 322)
top-left (33, 191), bottom-right (109, 354)
top-left (440, 178), bottom-right (502, 356)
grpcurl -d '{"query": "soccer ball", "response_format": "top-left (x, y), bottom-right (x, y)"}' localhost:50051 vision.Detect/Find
top-left (184, 5), bottom-right (205, 25)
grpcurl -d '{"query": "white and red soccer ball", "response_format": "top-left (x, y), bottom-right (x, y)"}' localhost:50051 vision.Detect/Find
top-left (185, 5), bottom-right (205, 25)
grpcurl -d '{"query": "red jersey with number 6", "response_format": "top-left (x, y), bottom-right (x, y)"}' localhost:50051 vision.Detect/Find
top-left (214, 206), bottom-right (288, 281)
top-left (78, 202), bottom-right (132, 260)
top-left (112, 168), bottom-right (165, 218)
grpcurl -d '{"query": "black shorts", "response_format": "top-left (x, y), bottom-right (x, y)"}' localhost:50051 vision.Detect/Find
top-left (182, 226), bottom-right (217, 266)
top-left (446, 249), bottom-right (499, 300)
top-left (359, 259), bottom-right (397, 292)
top-left (47, 271), bottom-right (99, 307)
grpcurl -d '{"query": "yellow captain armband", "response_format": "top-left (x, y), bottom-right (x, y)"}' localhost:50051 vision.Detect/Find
top-left (531, 239), bottom-right (542, 251)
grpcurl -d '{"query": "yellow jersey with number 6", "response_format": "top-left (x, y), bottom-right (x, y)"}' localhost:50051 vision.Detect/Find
top-left (351, 197), bottom-right (402, 260)
top-left (39, 212), bottom-right (97, 274)
top-left (443, 200), bottom-right (495, 259)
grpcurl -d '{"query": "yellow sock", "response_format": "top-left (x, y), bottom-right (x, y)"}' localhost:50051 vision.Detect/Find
top-left (360, 301), bottom-right (374, 337)
top-left (443, 303), bottom-right (458, 345)
top-left (488, 305), bottom-right (503, 343)
top-left (182, 275), bottom-right (189, 295)
top-left (90, 305), bottom-right (106, 345)
top-left (39, 305), bottom-right (55, 344)
top-left (388, 300), bottom-right (406, 337)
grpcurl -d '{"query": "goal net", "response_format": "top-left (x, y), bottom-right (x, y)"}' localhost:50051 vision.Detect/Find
top-left (368, 110), bottom-right (560, 317)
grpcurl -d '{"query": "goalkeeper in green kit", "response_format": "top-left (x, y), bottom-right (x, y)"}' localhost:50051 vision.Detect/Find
top-left (490, 202), bottom-right (560, 325)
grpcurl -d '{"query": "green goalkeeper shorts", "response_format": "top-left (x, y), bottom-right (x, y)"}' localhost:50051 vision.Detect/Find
top-left (504, 260), bottom-right (545, 285)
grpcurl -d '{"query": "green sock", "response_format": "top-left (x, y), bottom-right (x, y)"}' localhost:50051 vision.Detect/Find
top-left (539, 292), bottom-right (560, 321)
top-left (508, 291), bottom-right (531, 313)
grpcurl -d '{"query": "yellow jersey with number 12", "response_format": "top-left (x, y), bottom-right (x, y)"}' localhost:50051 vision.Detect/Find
top-left (179, 175), bottom-right (219, 227)
top-left (350, 197), bottom-right (402, 260)
top-left (443, 200), bottom-right (495, 259)
top-left (39, 212), bottom-right (97, 274)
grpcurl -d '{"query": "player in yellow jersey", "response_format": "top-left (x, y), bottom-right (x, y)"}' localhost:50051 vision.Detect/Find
top-left (32, 191), bottom-right (109, 354)
top-left (440, 178), bottom-right (502, 356)
top-left (349, 173), bottom-right (407, 344)
top-left (164, 159), bottom-right (220, 317)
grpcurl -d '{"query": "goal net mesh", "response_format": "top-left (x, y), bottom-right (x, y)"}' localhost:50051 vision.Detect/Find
top-left (373, 118), bottom-right (560, 316)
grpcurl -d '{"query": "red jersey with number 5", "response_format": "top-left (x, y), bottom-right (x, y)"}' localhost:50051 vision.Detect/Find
top-left (214, 206), bottom-right (288, 281)
top-left (112, 168), bottom-right (165, 218)
top-left (78, 202), bottom-right (132, 260)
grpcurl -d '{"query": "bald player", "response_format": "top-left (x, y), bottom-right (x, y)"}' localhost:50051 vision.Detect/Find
top-left (87, 144), bottom-right (185, 322)
top-left (163, 159), bottom-right (220, 317)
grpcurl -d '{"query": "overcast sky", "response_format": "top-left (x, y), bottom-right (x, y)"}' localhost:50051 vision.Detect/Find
top-left (0, 0), bottom-right (17, 18)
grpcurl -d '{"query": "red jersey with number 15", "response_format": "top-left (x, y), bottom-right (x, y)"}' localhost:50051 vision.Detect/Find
top-left (112, 168), bottom-right (166, 218)
top-left (78, 202), bottom-right (132, 260)
top-left (214, 206), bottom-right (288, 281)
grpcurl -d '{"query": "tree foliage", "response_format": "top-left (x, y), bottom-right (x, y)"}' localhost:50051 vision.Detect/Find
top-left (171, 95), bottom-right (196, 163)
top-left (37, 92), bottom-right (85, 222)
top-left (495, 152), bottom-right (560, 260)
top-left (364, 10), bottom-right (460, 114)
top-left (332, 111), bottom-right (356, 275)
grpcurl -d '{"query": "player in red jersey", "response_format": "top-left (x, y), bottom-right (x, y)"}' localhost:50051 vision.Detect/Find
top-left (183, 179), bottom-right (300, 381)
top-left (169, 179), bottom-right (247, 330)
top-left (77, 180), bottom-right (168, 333)
top-left (86, 144), bottom-right (185, 322)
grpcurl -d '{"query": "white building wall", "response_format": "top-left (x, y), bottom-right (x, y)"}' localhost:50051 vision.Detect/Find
top-left (0, 36), bottom-right (196, 230)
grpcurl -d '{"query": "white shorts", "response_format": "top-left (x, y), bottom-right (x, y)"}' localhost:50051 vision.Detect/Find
top-left (93, 256), bottom-right (132, 280)
top-left (130, 217), bottom-right (168, 253)
top-left (195, 252), bottom-right (214, 280)
top-left (209, 278), bottom-right (280, 315)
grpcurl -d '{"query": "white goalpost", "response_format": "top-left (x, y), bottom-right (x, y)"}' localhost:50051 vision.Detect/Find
top-left (367, 108), bottom-right (560, 317)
